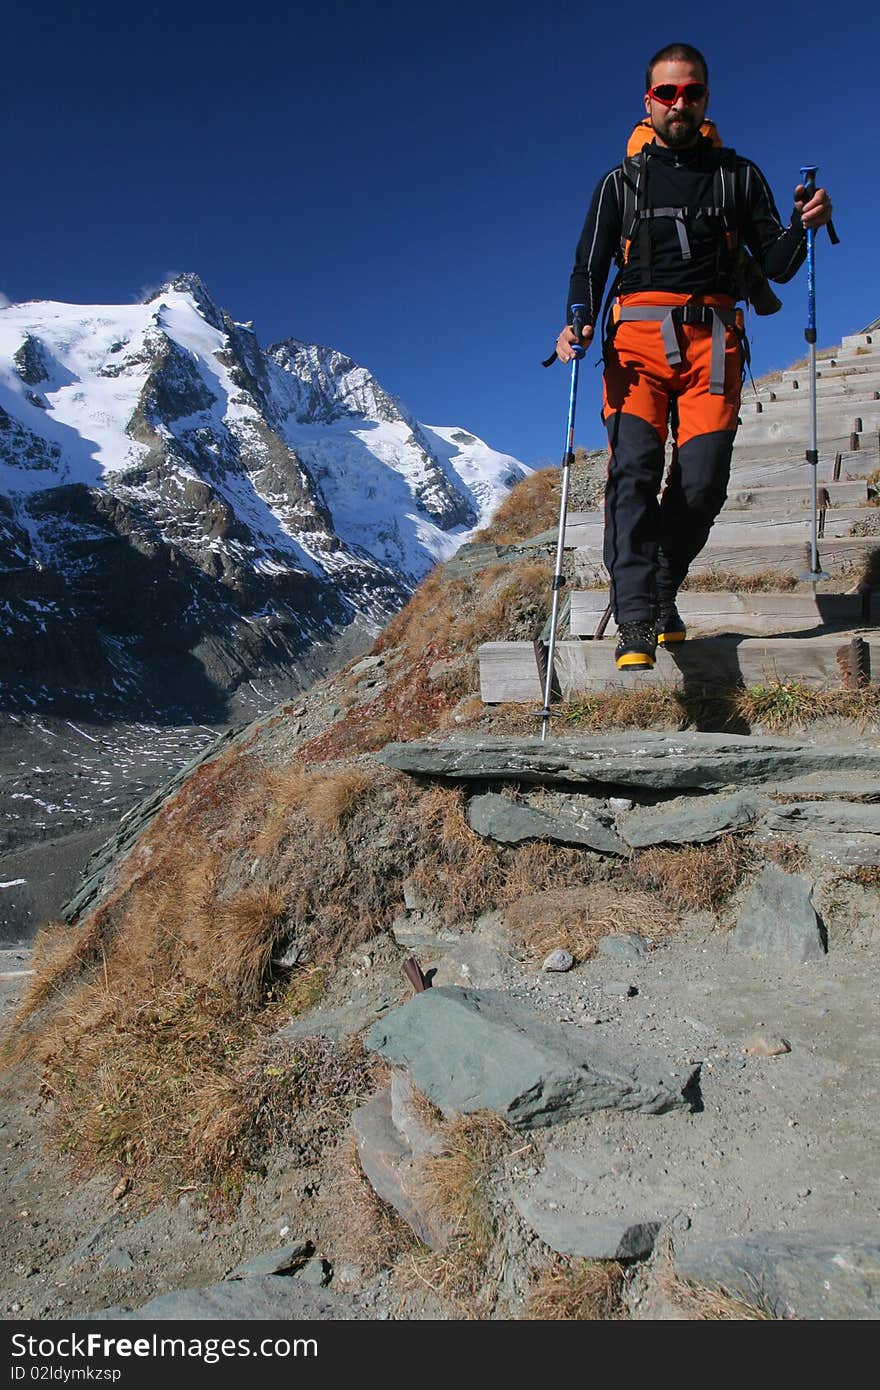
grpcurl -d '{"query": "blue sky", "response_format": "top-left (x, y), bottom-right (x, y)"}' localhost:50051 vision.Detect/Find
top-left (2, 0), bottom-right (875, 465)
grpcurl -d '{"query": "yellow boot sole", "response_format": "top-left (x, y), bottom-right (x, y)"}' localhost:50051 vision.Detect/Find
top-left (616, 651), bottom-right (655, 670)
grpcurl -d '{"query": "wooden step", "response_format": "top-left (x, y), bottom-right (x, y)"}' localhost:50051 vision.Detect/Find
top-left (729, 449), bottom-right (872, 485)
top-left (725, 479), bottom-right (873, 510)
top-left (574, 536), bottom-right (880, 585)
top-left (734, 419), bottom-right (880, 451)
top-left (839, 333), bottom-right (879, 351)
top-left (479, 632), bottom-right (873, 702)
top-left (561, 509), bottom-right (872, 550)
top-left (779, 364), bottom-right (880, 385)
top-left (570, 590), bottom-right (870, 638)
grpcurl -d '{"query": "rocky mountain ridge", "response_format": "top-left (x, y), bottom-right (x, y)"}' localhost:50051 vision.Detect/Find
top-left (0, 274), bottom-right (528, 721)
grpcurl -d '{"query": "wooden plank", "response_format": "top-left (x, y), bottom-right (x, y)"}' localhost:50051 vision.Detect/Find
top-left (724, 480), bottom-right (870, 510)
top-left (569, 589), bottom-right (867, 638)
top-left (479, 641), bottom-right (543, 703)
top-left (479, 634), bottom-right (873, 700)
top-left (696, 507), bottom-right (866, 530)
top-left (564, 511), bottom-right (872, 552)
top-left (730, 446), bottom-right (874, 477)
top-left (574, 536), bottom-right (880, 585)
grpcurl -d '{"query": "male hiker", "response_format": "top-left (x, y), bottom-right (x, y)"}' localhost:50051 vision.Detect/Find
top-left (555, 41), bottom-right (833, 669)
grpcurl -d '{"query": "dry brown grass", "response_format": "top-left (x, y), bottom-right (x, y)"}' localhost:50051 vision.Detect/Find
top-left (7, 760), bottom-right (610, 1196)
top-left (418, 1112), bottom-right (511, 1247)
top-left (849, 515), bottom-right (880, 536)
top-left (631, 836), bottom-right (754, 911)
top-left (497, 841), bottom-right (602, 903)
top-left (657, 1269), bottom-right (778, 1320)
top-left (376, 561), bottom-right (552, 668)
top-left (843, 864), bottom-right (880, 888)
top-left (503, 883), bottom-right (675, 962)
top-left (37, 996), bottom-right (379, 1208)
top-left (282, 966), bottom-right (326, 1016)
top-left (474, 468), bottom-right (560, 545)
top-left (407, 784), bottom-right (505, 924)
top-left (762, 838), bottom-right (809, 874)
top-left (7, 918), bottom-right (107, 1032)
top-left (396, 1111), bottom-right (512, 1314)
top-left (330, 1139), bottom-right (422, 1275)
top-left (563, 680), bottom-right (880, 736)
top-left (523, 1258), bottom-right (626, 1320)
top-left (565, 687), bottom-right (689, 732)
top-left (682, 570), bottom-right (799, 593)
top-left (255, 764), bottom-right (379, 856)
top-left (735, 681), bottom-right (880, 731)
top-left (1, 763), bottom-right (411, 1192)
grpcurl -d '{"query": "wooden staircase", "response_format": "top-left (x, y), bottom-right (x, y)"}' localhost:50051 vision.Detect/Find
top-left (479, 330), bottom-right (880, 703)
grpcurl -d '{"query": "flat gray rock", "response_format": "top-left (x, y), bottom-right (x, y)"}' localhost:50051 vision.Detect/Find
top-left (512, 1147), bottom-right (663, 1260)
top-left (618, 791), bottom-right (760, 847)
top-left (364, 987), bottom-right (696, 1128)
top-left (542, 949), bottom-right (574, 972)
top-left (731, 865), bottom-right (825, 963)
top-left (81, 1274), bottom-right (365, 1320)
top-left (598, 934), bottom-right (648, 962)
top-left (351, 1087), bottom-right (450, 1249)
top-left (676, 1231), bottom-right (880, 1320)
top-left (276, 988), bottom-right (395, 1043)
top-left (769, 771), bottom-right (880, 799)
top-left (763, 800), bottom-right (880, 836)
top-left (390, 1069), bottom-right (445, 1161)
top-left (466, 792), bottom-right (626, 855)
top-left (515, 1204), bottom-right (660, 1261)
top-left (225, 1240), bottom-right (312, 1279)
top-left (768, 832), bottom-right (880, 868)
top-left (376, 733), bottom-right (880, 792)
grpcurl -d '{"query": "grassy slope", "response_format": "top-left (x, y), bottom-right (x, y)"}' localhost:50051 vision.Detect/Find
top-left (3, 451), bottom-right (877, 1209)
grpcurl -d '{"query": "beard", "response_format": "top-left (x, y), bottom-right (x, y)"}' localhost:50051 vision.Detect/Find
top-left (655, 110), bottom-right (700, 147)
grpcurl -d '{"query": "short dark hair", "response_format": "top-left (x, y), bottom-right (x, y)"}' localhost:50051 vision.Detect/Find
top-left (645, 43), bottom-right (709, 92)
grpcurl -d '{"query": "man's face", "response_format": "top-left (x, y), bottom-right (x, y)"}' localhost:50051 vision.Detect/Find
top-left (644, 58), bottom-right (709, 149)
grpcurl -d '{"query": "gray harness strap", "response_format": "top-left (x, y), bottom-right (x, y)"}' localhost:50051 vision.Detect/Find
top-left (644, 207), bottom-right (692, 261)
top-left (615, 303), bottom-right (739, 395)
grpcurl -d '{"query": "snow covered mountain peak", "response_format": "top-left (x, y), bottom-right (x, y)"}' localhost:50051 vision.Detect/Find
top-left (0, 278), bottom-right (531, 718)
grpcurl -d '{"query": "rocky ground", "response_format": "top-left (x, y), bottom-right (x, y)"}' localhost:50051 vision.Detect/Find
top-left (1, 441), bottom-right (878, 1321)
top-left (2, 722), bottom-right (878, 1320)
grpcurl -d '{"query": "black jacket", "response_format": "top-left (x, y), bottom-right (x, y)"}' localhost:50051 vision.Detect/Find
top-left (567, 135), bottom-right (806, 324)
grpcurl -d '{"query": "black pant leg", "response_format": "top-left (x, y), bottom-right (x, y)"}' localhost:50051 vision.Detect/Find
top-left (604, 411), bottom-right (667, 624)
top-left (657, 428), bottom-right (736, 595)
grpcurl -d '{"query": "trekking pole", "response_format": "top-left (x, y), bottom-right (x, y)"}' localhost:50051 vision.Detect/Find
top-left (799, 165), bottom-right (830, 585)
top-left (536, 305), bottom-right (587, 741)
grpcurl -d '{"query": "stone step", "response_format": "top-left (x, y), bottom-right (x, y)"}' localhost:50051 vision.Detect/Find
top-left (574, 535), bottom-right (879, 585)
top-left (478, 631), bottom-right (873, 702)
top-left (569, 589), bottom-right (870, 638)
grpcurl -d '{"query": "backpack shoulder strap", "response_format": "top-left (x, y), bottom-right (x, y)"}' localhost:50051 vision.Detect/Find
top-left (617, 153), bottom-right (645, 265)
top-left (713, 146), bottom-right (740, 233)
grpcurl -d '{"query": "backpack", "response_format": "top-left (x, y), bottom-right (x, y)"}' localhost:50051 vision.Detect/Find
top-left (615, 119), bottom-right (781, 316)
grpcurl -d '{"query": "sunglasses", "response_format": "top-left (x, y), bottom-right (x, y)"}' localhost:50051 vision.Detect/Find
top-left (647, 81), bottom-right (707, 106)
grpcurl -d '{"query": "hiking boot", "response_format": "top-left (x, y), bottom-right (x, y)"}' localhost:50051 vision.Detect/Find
top-left (656, 602), bottom-right (687, 645)
top-left (615, 619), bottom-right (657, 670)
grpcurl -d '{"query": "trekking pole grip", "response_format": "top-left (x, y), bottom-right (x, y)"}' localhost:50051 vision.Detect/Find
top-left (801, 163), bottom-right (839, 246)
top-left (570, 303), bottom-right (587, 360)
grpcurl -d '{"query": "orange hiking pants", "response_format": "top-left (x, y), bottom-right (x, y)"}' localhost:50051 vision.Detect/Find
top-left (602, 291), bottom-right (744, 624)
